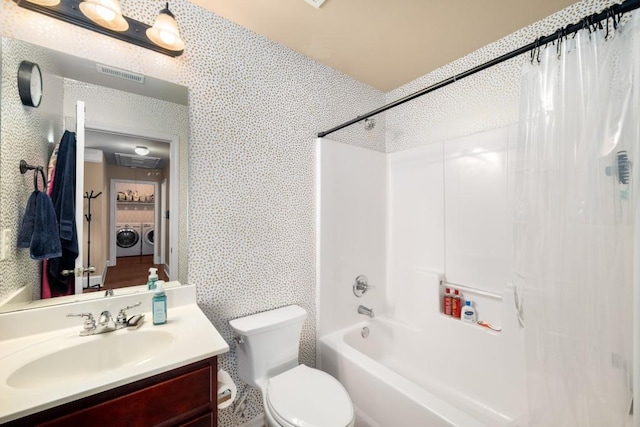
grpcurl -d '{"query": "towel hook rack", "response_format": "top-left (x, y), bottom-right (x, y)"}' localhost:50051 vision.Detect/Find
top-left (20, 159), bottom-right (47, 192)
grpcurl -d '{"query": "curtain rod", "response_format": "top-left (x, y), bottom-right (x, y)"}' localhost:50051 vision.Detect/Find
top-left (317, 0), bottom-right (640, 138)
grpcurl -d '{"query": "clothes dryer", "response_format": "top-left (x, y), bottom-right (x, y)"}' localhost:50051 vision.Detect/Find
top-left (142, 223), bottom-right (154, 256)
top-left (115, 223), bottom-right (142, 257)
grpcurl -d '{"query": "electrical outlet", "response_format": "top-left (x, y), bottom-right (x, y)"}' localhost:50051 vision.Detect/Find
top-left (0, 229), bottom-right (11, 261)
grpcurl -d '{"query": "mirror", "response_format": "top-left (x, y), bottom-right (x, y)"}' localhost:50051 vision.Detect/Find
top-left (0, 36), bottom-right (189, 312)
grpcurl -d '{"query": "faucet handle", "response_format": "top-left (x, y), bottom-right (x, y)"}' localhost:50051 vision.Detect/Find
top-left (116, 302), bottom-right (142, 326)
top-left (67, 313), bottom-right (96, 335)
top-left (353, 275), bottom-right (373, 297)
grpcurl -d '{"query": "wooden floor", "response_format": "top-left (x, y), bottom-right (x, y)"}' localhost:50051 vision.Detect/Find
top-left (84, 255), bottom-right (168, 293)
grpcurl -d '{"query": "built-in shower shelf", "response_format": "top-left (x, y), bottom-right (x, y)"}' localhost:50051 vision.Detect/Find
top-left (439, 313), bottom-right (502, 335)
top-left (439, 279), bottom-right (503, 331)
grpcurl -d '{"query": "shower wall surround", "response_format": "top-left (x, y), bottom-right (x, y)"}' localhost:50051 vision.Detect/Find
top-left (0, 0), bottom-right (383, 424)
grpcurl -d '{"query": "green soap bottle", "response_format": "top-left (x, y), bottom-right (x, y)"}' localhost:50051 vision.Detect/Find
top-left (152, 282), bottom-right (167, 325)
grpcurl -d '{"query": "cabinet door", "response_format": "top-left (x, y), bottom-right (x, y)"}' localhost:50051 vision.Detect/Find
top-left (7, 357), bottom-right (217, 427)
top-left (180, 412), bottom-right (213, 427)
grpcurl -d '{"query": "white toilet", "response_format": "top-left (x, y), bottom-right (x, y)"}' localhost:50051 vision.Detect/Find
top-left (229, 305), bottom-right (355, 427)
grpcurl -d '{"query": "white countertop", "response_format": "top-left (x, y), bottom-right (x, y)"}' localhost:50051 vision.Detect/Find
top-left (0, 284), bottom-right (229, 424)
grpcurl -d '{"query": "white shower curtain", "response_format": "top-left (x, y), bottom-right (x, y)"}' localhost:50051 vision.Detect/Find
top-left (514, 13), bottom-right (640, 427)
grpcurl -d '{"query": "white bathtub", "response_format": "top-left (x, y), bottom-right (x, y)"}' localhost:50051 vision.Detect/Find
top-left (319, 317), bottom-right (523, 427)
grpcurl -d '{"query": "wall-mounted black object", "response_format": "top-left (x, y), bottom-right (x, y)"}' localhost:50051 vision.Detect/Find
top-left (17, 60), bottom-right (43, 108)
top-left (13, 0), bottom-right (184, 57)
top-left (20, 160), bottom-right (47, 191)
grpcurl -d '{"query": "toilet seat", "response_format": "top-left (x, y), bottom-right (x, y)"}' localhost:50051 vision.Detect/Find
top-left (266, 364), bottom-right (354, 427)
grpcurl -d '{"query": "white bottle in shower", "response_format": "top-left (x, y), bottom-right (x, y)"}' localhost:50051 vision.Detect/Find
top-left (461, 300), bottom-right (476, 323)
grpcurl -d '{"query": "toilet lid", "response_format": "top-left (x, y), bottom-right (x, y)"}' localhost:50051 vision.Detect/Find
top-left (267, 365), bottom-right (353, 427)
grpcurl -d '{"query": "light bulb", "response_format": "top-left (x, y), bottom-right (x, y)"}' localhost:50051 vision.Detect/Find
top-left (159, 30), bottom-right (176, 45)
top-left (79, 0), bottom-right (128, 32)
top-left (95, 4), bottom-right (116, 22)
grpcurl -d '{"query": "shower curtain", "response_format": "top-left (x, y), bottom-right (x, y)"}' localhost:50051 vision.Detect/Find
top-left (514, 12), bottom-right (639, 427)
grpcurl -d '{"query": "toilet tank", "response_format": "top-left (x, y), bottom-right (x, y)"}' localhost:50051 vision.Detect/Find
top-left (229, 305), bottom-right (307, 389)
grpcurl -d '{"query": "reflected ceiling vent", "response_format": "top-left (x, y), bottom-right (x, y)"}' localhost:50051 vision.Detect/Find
top-left (303, 0), bottom-right (326, 8)
top-left (115, 153), bottom-right (161, 169)
top-left (96, 64), bottom-right (145, 84)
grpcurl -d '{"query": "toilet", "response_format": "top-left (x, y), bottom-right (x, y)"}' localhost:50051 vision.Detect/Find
top-left (229, 305), bottom-right (355, 427)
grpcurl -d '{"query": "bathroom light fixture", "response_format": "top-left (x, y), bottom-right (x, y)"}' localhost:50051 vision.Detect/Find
top-left (134, 146), bottom-right (149, 156)
top-left (12, 0), bottom-right (184, 57)
top-left (79, 0), bottom-right (128, 32)
top-left (146, 2), bottom-right (184, 52)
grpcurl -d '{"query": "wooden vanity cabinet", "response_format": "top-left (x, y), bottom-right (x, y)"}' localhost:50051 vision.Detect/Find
top-left (6, 357), bottom-right (218, 427)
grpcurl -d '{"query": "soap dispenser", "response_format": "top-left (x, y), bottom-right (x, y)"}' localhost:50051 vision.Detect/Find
top-left (147, 267), bottom-right (158, 290)
top-left (152, 282), bottom-right (167, 325)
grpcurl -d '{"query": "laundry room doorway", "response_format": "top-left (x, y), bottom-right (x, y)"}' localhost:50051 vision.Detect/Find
top-left (109, 178), bottom-right (165, 288)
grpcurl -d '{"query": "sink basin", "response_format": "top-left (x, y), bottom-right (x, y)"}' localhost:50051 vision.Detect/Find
top-left (7, 329), bottom-right (174, 389)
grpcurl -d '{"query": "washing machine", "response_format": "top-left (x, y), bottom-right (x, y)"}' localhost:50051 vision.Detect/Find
top-left (115, 223), bottom-right (142, 257)
top-left (142, 223), bottom-right (154, 256)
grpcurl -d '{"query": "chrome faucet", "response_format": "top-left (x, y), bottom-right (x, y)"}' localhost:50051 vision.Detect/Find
top-left (357, 305), bottom-right (374, 318)
top-left (68, 302), bottom-right (141, 336)
top-left (95, 310), bottom-right (117, 334)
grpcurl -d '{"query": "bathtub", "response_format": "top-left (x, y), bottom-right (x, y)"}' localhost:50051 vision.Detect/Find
top-left (318, 317), bottom-right (524, 427)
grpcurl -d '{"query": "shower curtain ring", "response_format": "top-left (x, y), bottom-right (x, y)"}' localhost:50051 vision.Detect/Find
top-left (609, 7), bottom-right (619, 30)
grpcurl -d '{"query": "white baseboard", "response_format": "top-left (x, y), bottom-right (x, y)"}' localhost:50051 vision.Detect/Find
top-left (238, 413), bottom-right (265, 427)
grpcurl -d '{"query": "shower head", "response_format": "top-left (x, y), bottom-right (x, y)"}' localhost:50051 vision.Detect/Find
top-left (364, 118), bottom-right (376, 131)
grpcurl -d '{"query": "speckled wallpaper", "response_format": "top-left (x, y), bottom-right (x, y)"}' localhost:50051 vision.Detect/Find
top-left (0, 36), bottom-right (65, 302)
top-left (0, 0), bottom-right (624, 425)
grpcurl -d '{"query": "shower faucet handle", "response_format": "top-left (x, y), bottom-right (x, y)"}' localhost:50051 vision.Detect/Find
top-left (353, 275), bottom-right (372, 297)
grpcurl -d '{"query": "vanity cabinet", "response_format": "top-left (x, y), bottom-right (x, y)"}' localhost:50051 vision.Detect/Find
top-left (6, 357), bottom-right (218, 427)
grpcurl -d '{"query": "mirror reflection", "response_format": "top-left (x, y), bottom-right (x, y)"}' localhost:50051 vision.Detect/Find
top-left (0, 36), bottom-right (189, 312)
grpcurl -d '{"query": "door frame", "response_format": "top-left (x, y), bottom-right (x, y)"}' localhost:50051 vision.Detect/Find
top-left (87, 121), bottom-right (180, 281)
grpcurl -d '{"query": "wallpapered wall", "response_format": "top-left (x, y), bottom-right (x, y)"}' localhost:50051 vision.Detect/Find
top-left (0, 0), bottom-right (384, 423)
top-left (0, 36), bottom-right (65, 301)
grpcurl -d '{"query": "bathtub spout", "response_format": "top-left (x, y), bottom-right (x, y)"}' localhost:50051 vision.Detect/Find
top-left (358, 305), bottom-right (374, 318)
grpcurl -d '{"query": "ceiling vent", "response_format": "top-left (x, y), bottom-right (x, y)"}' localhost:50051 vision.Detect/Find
top-left (115, 153), bottom-right (161, 169)
top-left (96, 64), bottom-right (145, 84)
top-left (303, 0), bottom-right (326, 8)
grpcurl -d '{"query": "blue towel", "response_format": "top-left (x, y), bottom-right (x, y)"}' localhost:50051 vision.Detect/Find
top-left (48, 131), bottom-right (78, 294)
top-left (17, 191), bottom-right (62, 260)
